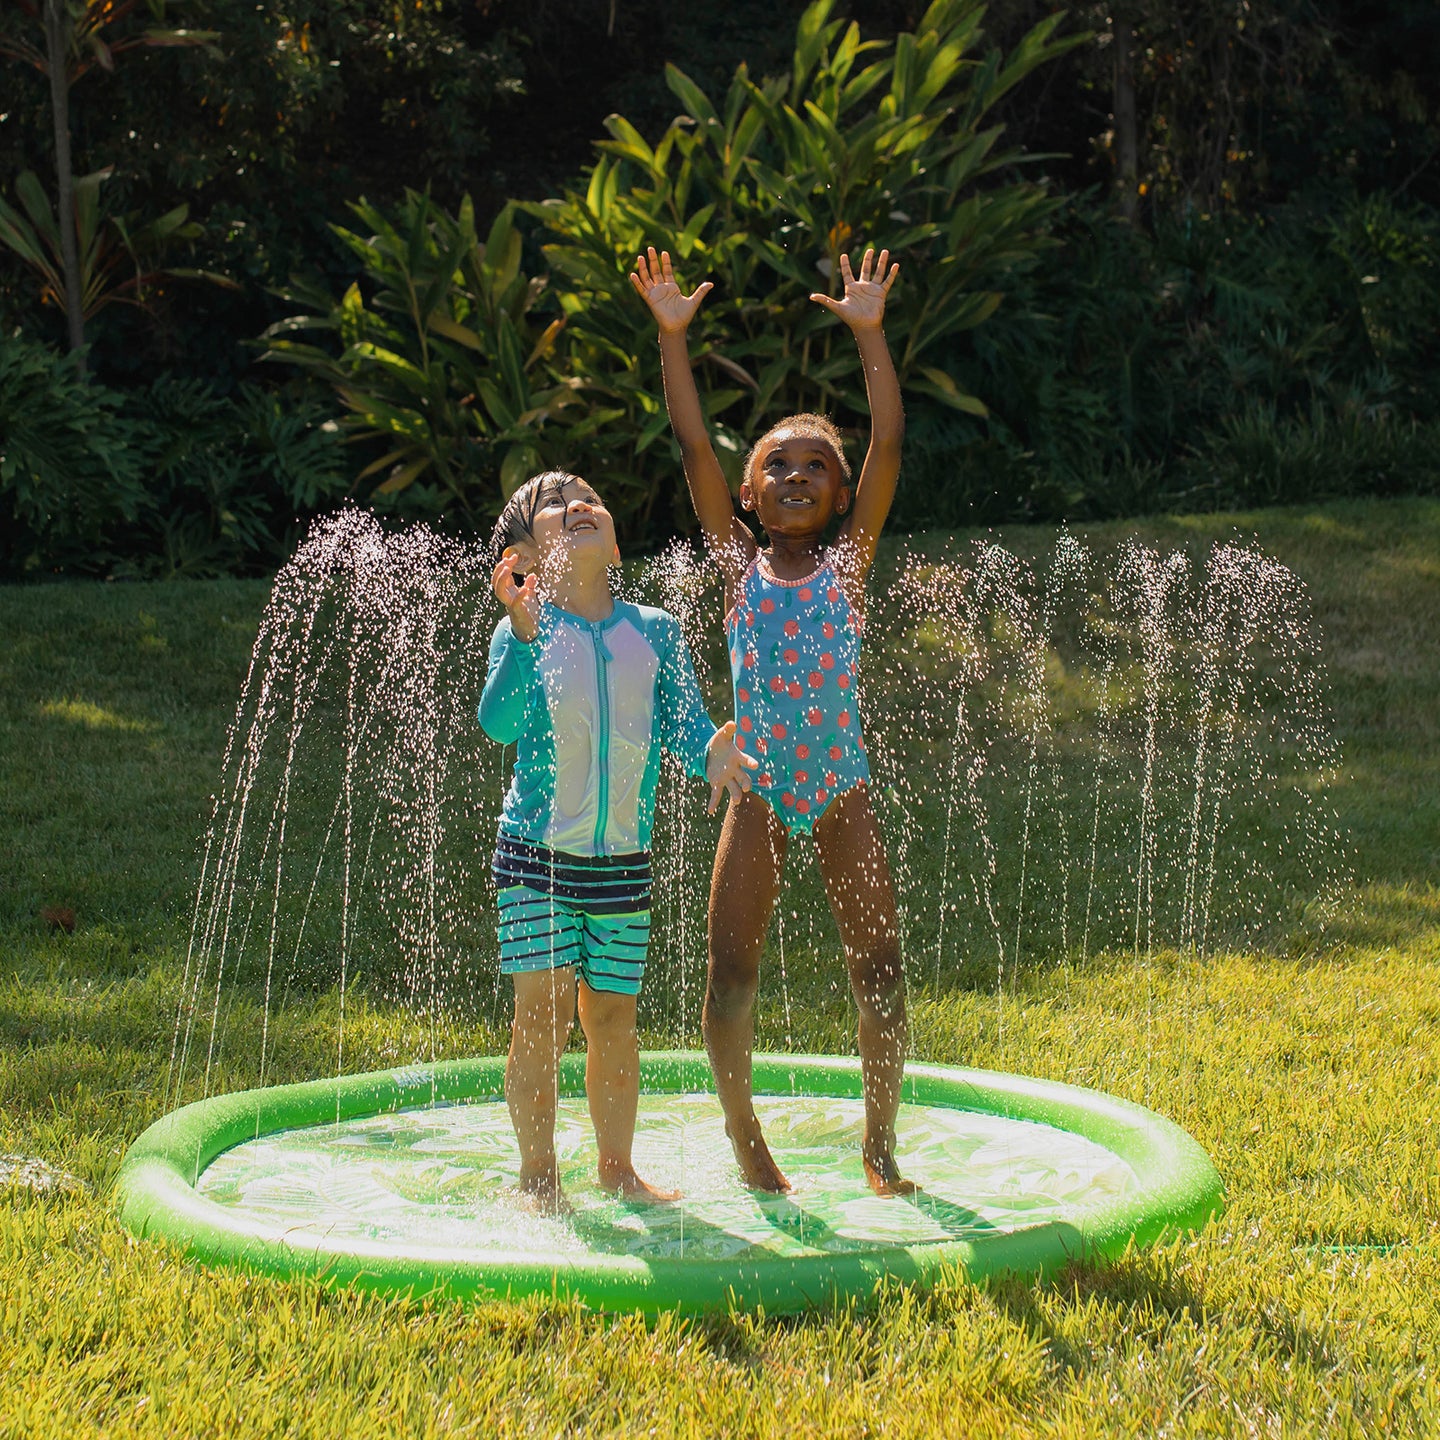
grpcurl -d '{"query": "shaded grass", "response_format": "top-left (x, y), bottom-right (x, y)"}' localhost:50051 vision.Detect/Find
top-left (2, 498), bottom-right (1439, 1437)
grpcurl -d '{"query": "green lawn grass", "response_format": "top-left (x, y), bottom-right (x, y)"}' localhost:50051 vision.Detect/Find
top-left (2, 498), bottom-right (1438, 1438)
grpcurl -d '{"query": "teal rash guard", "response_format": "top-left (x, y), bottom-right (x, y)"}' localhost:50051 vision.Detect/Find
top-left (478, 600), bottom-right (717, 857)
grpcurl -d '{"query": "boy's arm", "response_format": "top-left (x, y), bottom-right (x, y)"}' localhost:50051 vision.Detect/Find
top-left (477, 616), bottom-right (537, 744)
top-left (631, 248), bottom-right (757, 587)
top-left (478, 553), bottom-right (542, 743)
top-left (812, 248), bottom-right (904, 584)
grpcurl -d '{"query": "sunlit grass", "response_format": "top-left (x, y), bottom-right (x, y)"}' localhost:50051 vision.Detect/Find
top-left (2, 498), bottom-right (1438, 1437)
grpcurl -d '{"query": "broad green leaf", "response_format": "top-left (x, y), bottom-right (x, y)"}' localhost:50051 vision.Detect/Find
top-left (915, 364), bottom-right (990, 415)
top-left (665, 64), bottom-right (719, 127)
top-left (374, 456), bottom-right (431, 494)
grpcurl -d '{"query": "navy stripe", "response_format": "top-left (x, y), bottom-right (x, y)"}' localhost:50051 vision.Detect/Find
top-left (493, 861), bottom-right (651, 895)
top-left (492, 836), bottom-right (653, 907)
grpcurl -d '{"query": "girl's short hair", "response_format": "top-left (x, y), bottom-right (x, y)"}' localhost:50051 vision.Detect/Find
top-left (744, 413), bottom-right (853, 486)
top-left (490, 470), bottom-right (580, 557)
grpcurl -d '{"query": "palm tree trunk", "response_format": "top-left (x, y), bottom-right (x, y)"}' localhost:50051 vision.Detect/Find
top-left (1113, 6), bottom-right (1139, 224)
top-left (43, 0), bottom-right (86, 366)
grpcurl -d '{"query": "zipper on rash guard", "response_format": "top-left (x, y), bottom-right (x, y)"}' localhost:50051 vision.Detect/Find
top-left (592, 622), bottom-right (611, 854)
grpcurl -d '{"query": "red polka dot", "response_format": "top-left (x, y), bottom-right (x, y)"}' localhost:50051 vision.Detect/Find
top-left (816, 788), bottom-right (828, 804)
top-left (794, 770), bottom-right (809, 785)
top-left (858, 735), bottom-right (866, 751)
top-left (745, 611), bottom-right (755, 628)
top-left (820, 653), bottom-right (835, 670)
top-left (829, 745), bottom-right (842, 761)
top-left (744, 653), bottom-right (756, 668)
top-left (757, 772), bottom-right (772, 786)
top-left (796, 798), bottom-right (810, 814)
top-left (738, 687), bottom-right (750, 702)
top-left (771, 722), bottom-right (787, 739)
top-left (808, 671), bottom-right (824, 688)
top-left (730, 649), bottom-right (740, 666)
top-left (822, 621), bottom-right (836, 639)
top-left (760, 598), bottom-right (776, 614)
top-left (837, 673), bottom-right (850, 689)
top-left (739, 716), bottom-right (752, 732)
top-left (796, 744), bottom-right (810, 760)
top-left (770, 675), bottom-right (785, 693)
top-left (787, 680), bottom-right (803, 699)
top-left (799, 587), bottom-right (813, 601)
top-left (756, 737), bottom-right (768, 754)
top-left (827, 587), bottom-right (839, 602)
top-left (783, 619), bottom-right (799, 638)
top-left (838, 710), bottom-right (850, 727)
top-left (825, 771), bottom-right (838, 786)
top-left (783, 648), bottom-right (799, 665)
top-left (782, 791), bottom-right (795, 807)
top-left (735, 735), bottom-right (745, 750)
top-left (808, 708), bottom-right (823, 725)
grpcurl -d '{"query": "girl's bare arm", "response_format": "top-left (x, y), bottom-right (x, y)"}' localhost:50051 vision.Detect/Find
top-left (631, 248), bottom-right (756, 584)
top-left (811, 248), bottom-right (904, 584)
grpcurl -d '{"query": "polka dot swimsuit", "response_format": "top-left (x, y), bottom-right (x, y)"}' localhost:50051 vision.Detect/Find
top-left (725, 552), bottom-right (869, 834)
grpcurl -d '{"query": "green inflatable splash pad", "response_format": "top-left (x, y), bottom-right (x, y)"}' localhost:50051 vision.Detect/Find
top-left (115, 1053), bottom-right (1222, 1314)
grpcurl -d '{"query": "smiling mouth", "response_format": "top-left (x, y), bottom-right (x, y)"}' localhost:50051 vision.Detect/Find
top-left (778, 494), bottom-right (815, 507)
top-left (567, 518), bottom-right (600, 531)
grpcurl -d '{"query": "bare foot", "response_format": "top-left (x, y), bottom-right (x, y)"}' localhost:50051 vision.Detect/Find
top-left (726, 1122), bottom-right (792, 1193)
top-left (598, 1158), bottom-right (680, 1203)
top-left (515, 1172), bottom-right (573, 1216)
top-left (863, 1149), bottom-right (916, 1197)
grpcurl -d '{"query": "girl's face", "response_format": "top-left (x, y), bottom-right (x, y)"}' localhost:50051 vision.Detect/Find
top-left (741, 429), bottom-right (850, 538)
top-left (518, 477), bottom-right (619, 575)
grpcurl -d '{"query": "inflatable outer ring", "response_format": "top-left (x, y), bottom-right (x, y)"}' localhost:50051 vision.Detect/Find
top-left (114, 1053), bottom-right (1223, 1315)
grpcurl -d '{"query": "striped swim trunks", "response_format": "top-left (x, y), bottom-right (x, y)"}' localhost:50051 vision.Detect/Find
top-left (491, 834), bottom-right (652, 996)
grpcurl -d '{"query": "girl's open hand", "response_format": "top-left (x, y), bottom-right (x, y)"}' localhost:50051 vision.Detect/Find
top-left (810, 247), bottom-right (898, 330)
top-left (705, 720), bottom-right (760, 814)
top-left (630, 247), bottom-right (714, 334)
top-left (493, 549), bottom-right (540, 643)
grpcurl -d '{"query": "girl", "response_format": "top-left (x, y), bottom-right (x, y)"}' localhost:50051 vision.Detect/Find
top-left (631, 246), bottom-right (910, 1195)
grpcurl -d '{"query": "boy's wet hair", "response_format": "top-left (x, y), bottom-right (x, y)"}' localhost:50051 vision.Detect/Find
top-left (490, 470), bottom-right (581, 558)
top-left (744, 413), bottom-right (853, 487)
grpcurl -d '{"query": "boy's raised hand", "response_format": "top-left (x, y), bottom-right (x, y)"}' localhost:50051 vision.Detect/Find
top-left (705, 720), bottom-right (760, 815)
top-left (810, 247), bottom-right (899, 331)
top-left (493, 549), bottom-right (540, 644)
top-left (630, 247), bottom-right (713, 334)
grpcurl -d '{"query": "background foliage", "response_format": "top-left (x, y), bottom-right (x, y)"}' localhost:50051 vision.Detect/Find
top-left (2, 0), bottom-right (1439, 576)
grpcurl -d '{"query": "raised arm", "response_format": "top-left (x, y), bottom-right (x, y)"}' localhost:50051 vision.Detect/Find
top-left (811, 248), bottom-right (904, 583)
top-left (631, 248), bottom-right (756, 584)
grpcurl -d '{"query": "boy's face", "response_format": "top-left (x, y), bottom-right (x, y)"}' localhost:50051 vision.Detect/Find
top-left (513, 476), bottom-right (619, 576)
top-left (741, 429), bottom-right (850, 537)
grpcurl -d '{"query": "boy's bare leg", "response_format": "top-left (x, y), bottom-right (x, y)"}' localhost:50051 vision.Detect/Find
top-left (814, 785), bottom-right (913, 1196)
top-left (578, 981), bottom-right (679, 1202)
top-left (506, 967), bottom-right (578, 1213)
top-left (705, 793), bottom-right (792, 1191)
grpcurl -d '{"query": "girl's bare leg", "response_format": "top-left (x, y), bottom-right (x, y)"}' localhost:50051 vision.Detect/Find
top-left (577, 982), bottom-right (679, 1201)
top-left (704, 792), bottom-right (792, 1191)
top-left (506, 967), bottom-right (578, 1213)
top-left (814, 785), bottom-right (912, 1195)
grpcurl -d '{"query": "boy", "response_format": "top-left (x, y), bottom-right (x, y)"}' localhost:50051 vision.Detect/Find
top-left (479, 469), bottom-right (756, 1213)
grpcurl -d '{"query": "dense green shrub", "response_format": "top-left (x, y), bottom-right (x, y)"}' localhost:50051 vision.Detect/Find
top-left (0, 330), bottom-right (353, 579)
top-left (890, 188), bottom-right (1440, 525)
top-left (0, 330), bottom-right (151, 576)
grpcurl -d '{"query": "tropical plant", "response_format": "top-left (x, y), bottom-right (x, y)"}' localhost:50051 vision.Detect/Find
top-left (0, 0), bottom-right (218, 363)
top-left (531, 0), bottom-right (1084, 451)
top-left (0, 167), bottom-right (232, 324)
top-left (262, 192), bottom-right (584, 527)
